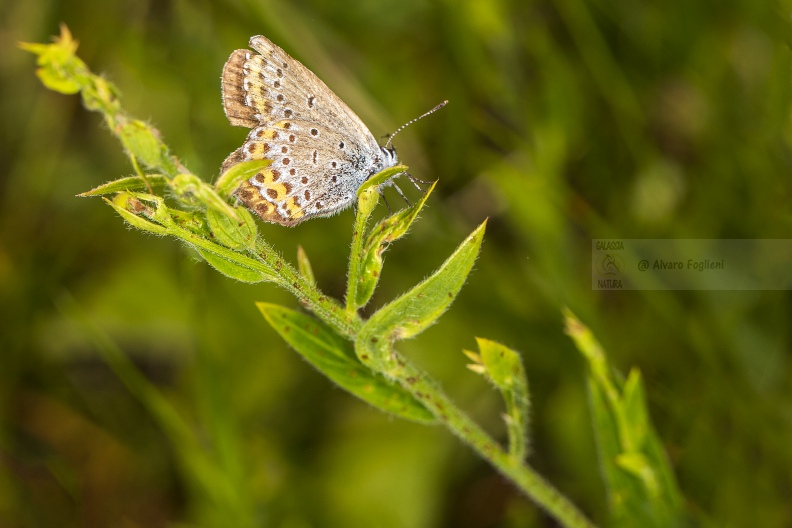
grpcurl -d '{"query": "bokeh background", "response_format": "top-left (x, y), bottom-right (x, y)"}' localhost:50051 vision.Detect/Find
top-left (2, 0), bottom-right (791, 526)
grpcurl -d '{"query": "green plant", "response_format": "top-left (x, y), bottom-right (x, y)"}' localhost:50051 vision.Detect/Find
top-left (22, 26), bottom-right (687, 528)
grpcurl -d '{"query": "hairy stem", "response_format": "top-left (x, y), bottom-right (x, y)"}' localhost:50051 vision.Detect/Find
top-left (390, 351), bottom-right (595, 528)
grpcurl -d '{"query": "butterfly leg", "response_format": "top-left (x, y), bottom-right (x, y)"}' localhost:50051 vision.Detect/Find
top-left (407, 173), bottom-right (433, 190)
top-left (392, 182), bottom-right (412, 206)
top-left (378, 188), bottom-right (394, 215)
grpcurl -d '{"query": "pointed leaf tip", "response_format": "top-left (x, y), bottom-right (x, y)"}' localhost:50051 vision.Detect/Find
top-left (366, 219), bottom-right (485, 343)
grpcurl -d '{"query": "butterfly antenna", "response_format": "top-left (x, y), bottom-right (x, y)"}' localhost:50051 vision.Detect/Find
top-left (385, 100), bottom-right (448, 149)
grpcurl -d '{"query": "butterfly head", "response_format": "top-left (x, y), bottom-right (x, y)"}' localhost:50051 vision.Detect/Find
top-left (380, 145), bottom-right (399, 167)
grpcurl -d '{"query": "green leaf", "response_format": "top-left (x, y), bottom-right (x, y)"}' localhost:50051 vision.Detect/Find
top-left (34, 64), bottom-right (83, 94)
top-left (476, 337), bottom-right (523, 388)
top-left (258, 303), bottom-right (435, 423)
top-left (80, 75), bottom-right (120, 113)
top-left (214, 159), bottom-right (273, 198)
top-left (356, 165), bottom-right (410, 197)
top-left (170, 173), bottom-right (239, 221)
top-left (118, 119), bottom-right (168, 169)
top-left (297, 245), bottom-right (316, 285)
top-left (206, 206), bottom-right (257, 251)
top-left (122, 192), bottom-right (176, 229)
top-left (564, 309), bottom-right (684, 528)
top-left (473, 338), bottom-right (530, 461)
top-left (78, 174), bottom-right (167, 196)
top-left (351, 181), bottom-right (436, 310)
top-left (621, 369), bottom-right (649, 450)
top-left (366, 220), bottom-right (485, 339)
top-left (198, 250), bottom-right (269, 283)
top-left (104, 194), bottom-right (167, 235)
top-left (20, 25), bottom-right (86, 94)
top-left (355, 221), bottom-right (486, 371)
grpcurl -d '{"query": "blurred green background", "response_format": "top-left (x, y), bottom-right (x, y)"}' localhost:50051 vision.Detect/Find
top-left (2, 0), bottom-right (791, 526)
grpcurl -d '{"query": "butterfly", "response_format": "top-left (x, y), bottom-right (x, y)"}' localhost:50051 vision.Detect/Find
top-left (220, 35), bottom-right (406, 226)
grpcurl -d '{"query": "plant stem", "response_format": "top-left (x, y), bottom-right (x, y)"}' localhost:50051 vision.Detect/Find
top-left (344, 191), bottom-right (372, 313)
top-left (258, 241), bottom-right (363, 339)
top-left (387, 351), bottom-right (596, 528)
top-left (165, 223), bottom-right (363, 338)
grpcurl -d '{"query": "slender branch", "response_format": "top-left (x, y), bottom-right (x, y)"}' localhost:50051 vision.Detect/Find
top-left (165, 222), bottom-right (363, 339)
top-left (387, 351), bottom-right (596, 528)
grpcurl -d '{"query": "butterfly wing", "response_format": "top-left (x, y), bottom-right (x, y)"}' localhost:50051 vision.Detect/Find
top-left (221, 36), bottom-right (389, 226)
top-left (230, 121), bottom-right (384, 226)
